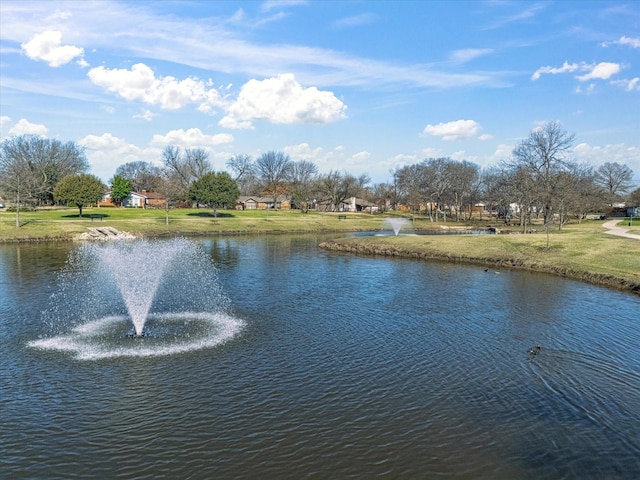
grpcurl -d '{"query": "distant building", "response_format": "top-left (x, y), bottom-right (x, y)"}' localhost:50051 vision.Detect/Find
top-left (100, 191), bottom-right (147, 208)
top-left (99, 190), bottom-right (167, 209)
top-left (237, 195), bottom-right (291, 210)
top-left (341, 197), bottom-right (378, 213)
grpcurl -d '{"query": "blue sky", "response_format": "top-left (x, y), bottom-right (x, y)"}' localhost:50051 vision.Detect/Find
top-left (1, 0), bottom-right (639, 186)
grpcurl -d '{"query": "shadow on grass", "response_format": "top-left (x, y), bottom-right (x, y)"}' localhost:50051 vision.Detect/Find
top-left (61, 213), bottom-right (111, 219)
top-left (186, 212), bottom-right (235, 218)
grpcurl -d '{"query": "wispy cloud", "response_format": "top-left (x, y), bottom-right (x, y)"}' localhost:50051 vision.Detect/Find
top-left (449, 48), bottom-right (494, 63)
top-left (2, 1), bottom-right (509, 91)
top-left (332, 13), bottom-right (378, 29)
top-left (532, 61), bottom-right (622, 83)
top-left (531, 61), bottom-right (579, 80)
top-left (483, 3), bottom-right (546, 30)
top-left (261, 0), bottom-right (308, 13)
top-left (601, 35), bottom-right (640, 48)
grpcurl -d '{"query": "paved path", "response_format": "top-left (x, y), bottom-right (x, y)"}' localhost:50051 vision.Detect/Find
top-left (602, 219), bottom-right (640, 240)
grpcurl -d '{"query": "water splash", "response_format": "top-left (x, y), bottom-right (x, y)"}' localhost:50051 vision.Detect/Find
top-left (98, 240), bottom-right (178, 335)
top-left (386, 217), bottom-right (410, 236)
top-left (31, 237), bottom-right (242, 358)
top-left (29, 312), bottom-right (244, 360)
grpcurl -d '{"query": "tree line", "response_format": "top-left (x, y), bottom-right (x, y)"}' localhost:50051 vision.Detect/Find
top-left (1, 123), bottom-right (638, 227)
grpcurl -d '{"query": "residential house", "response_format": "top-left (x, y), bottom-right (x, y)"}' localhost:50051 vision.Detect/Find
top-left (141, 190), bottom-right (167, 209)
top-left (237, 195), bottom-right (291, 210)
top-left (99, 189), bottom-right (168, 209)
top-left (341, 197), bottom-right (379, 213)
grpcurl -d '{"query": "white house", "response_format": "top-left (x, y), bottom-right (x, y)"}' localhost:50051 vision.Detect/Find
top-left (100, 191), bottom-right (148, 208)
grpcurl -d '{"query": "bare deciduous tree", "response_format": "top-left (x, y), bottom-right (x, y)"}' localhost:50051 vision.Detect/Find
top-left (114, 160), bottom-right (162, 192)
top-left (594, 161), bottom-right (634, 206)
top-left (288, 160), bottom-right (318, 212)
top-left (255, 151), bottom-right (292, 208)
top-left (161, 146), bottom-right (212, 201)
top-left (511, 121), bottom-right (576, 247)
top-left (0, 134), bottom-right (88, 207)
top-left (226, 154), bottom-right (254, 181)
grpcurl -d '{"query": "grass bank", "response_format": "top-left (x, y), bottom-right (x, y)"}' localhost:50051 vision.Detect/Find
top-left (0, 207), bottom-right (388, 242)
top-left (2, 207), bottom-right (638, 295)
top-left (319, 223), bottom-right (640, 296)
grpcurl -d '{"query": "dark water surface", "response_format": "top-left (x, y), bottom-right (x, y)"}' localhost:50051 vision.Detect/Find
top-left (1, 235), bottom-right (639, 479)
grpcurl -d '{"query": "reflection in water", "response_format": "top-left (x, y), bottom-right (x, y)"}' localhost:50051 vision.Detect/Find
top-left (1, 235), bottom-right (639, 479)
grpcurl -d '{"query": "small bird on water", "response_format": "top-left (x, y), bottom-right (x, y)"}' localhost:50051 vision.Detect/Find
top-left (528, 345), bottom-right (542, 356)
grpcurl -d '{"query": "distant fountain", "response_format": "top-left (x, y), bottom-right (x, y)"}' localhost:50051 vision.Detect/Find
top-left (29, 238), bottom-right (243, 359)
top-left (386, 217), bottom-right (410, 236)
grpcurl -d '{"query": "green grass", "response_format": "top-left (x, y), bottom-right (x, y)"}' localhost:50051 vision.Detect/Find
top-left (319, 222), bottom-right (640, 295)
top-left (0, 207), bottom-right (389, 240)
top-left (2, 207), bottom-right (638, 294)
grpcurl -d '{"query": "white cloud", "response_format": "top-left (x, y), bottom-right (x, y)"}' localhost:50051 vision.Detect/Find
top-left (611, 77), bottom-right (640, 92)
top-left (478, 134), bottom-right (493, 141)
top-left (450, 48), bottom-right (493, 63)
top-left (492, 143), bottom-right (514, 161)
top-left (21, 30), bottom-right (84, 67)
top-left (0, 1), bottom-right (508, 90)
top-left (87, 63), bottom-right (223, 111)
top-left (531, 61), bottom-right (579, 80)
top-left (8, 118), bottom-right (48, 136)
top-left (283, 143), bottom-right (325, 160)
top-left (283, 143), bottom-right (366, 174)
top-left (450, 150), bottom-right (468, 161)
top-left (575, 83), bottom-right (597, 95)
top-left (573, 142), bottom-right (640, 168)
top-left (420, 148), bottom-right (441, 158)
top-left (80, 132), bottom-right (134, 151)
top-left (219, 74), bottom-right (347, 129)
top-left (602, 36), bottom-right (640, 48)
top-left (574, 143), bottom-right (640, 183)
top-left (576, 62), bottom-right (621, 81)
top-left (352, 151), bottom-right (371, 161)
top-left (422, 120), bottom-right (482, 141)
top-left (532, 61), bottom-right (622, 83)
top-left (133, 110), bottom-right (155, 121)
top-left (79, 133), bottom-right (157, 182)
top-left (150, 128), bottom-right (234, 148)
top-left (78, 130), bottom-right (234, 181)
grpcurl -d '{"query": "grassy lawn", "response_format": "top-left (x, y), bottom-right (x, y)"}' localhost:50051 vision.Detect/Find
top-left (0, 207), bottom-right (389, 240)
top-left (319, 220), bottom-right (640, 295)
top-left (2, 207), bottom-right (638, 294)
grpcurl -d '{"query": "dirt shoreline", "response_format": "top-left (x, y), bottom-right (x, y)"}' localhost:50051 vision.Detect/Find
top-left (318, 239), bottom-right (640, 297)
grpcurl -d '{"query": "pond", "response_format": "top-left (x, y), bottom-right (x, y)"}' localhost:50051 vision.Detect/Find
top-left (1, 235), bottom-right (638, 479)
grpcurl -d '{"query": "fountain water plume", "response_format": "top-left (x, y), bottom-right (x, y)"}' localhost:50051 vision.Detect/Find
top-left (29, 237), bottom-right (243, 359)
top-left (98, 240), bottom-right (178, 336)
top-left (386, 217), bottom-right (410, 236)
